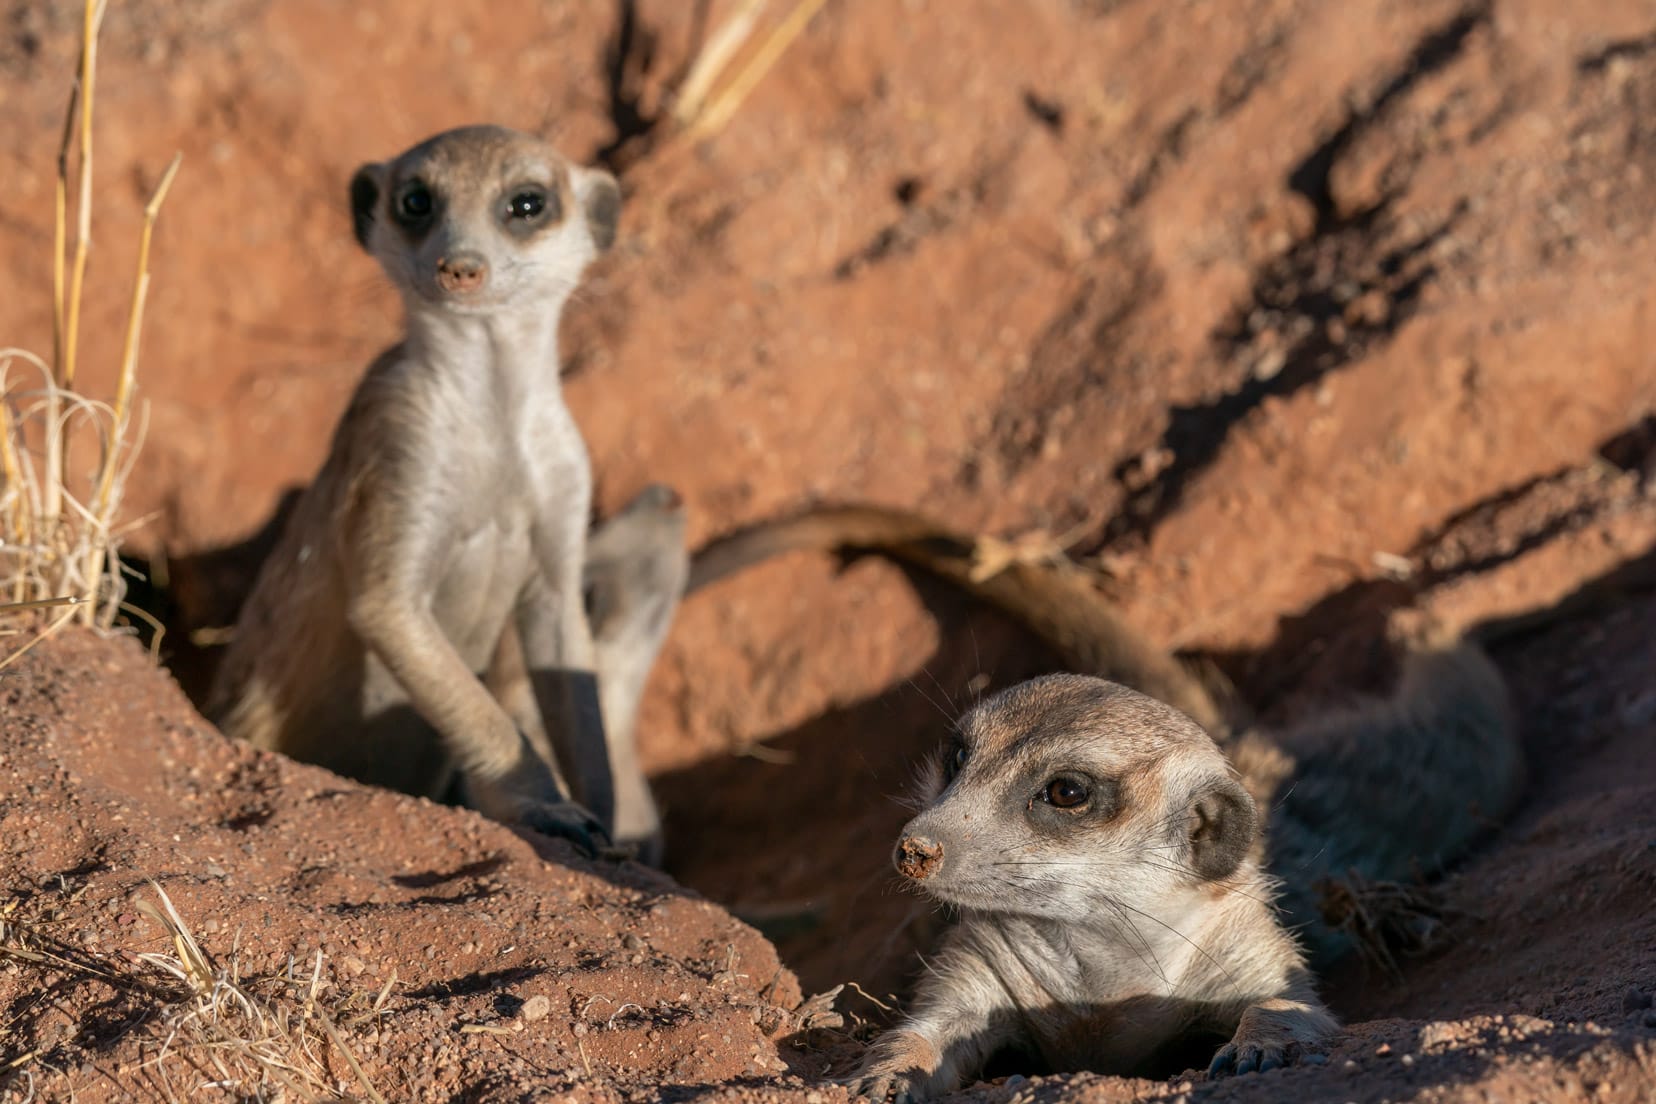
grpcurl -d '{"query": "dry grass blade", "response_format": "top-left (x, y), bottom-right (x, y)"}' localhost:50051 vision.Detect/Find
top-left (681, 0), bottom-right (829, 143)
top-left (59, 0), bottom-right (107, 392)
top-left (80, 152), bottom-right (182, 626)
top-left (672, 0), bottom-right (769, 126)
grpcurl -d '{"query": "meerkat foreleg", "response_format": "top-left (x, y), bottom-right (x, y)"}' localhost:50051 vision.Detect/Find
top-left (346, 584), bottom-right (603, 851)
top-left (582, 485), bottom-right (689, 865)
top-left (510, 509), bottom-right (618, 835)
top-left (850, 937), bottom-right (1022, 1102)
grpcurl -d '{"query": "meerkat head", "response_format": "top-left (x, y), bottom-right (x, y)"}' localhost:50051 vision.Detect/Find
top-left (348, 124), bottom-right (620, 314)
top-left (893, 674), bottom-right (1258, 922)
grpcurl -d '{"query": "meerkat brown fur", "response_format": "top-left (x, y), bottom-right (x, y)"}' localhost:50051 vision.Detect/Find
top-left (851, 676), bottom-right (1338, 1101)
top-left (207, 125), bottom-right (649, 854)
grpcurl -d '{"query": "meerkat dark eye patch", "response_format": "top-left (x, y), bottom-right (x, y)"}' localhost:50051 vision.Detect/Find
top-left (395, 182), bottom-right (435, 223)
top-left (507, 190), bottom-right (547, 219)
top-left (1041, 777), bottom-right (1089, 808)
top-left (500, 185), bottom-right (561, 237)
top-left (1022, 772), bottom-right (1121, 831)
top-left (384, 180), bottom-right (438, 247)
top-left (942, 738), bottom-right (968, 785)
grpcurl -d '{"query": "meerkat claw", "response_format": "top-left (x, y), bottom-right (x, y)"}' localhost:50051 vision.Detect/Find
top-left (1209, 1041), bottom-right (1284, 1079)
top-left (521, 801), bottom-right (610, 859)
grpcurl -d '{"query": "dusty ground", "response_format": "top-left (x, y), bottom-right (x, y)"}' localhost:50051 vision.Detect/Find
top-left (3, 0), bottom-right (1656, 1101)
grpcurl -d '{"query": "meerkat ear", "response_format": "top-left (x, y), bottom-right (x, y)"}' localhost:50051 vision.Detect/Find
top-left (1187, 775), bottom-right (1257, 882)
top-left (575, 167), bottom-right (621, 253)
top-left (349, 163), bottom-right (386, 251)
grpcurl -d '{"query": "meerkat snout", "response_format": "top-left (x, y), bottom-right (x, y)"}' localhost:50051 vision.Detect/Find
top-left (435, 251), bottom-right (488, 294)
top-left (895, 835), bottom-right (944, 881)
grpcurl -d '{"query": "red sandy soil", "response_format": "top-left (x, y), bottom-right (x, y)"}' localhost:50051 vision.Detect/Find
top-left (3, 0), bottom-right (1655, 1101)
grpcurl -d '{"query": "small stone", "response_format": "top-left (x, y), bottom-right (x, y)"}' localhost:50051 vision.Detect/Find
top-left (1401, 1054), bottom-right (1415, 1067)
top-left (521, 995), bottom-right (551, 1023)
top-left (1375, 1042), bottom-right (1393, 1057)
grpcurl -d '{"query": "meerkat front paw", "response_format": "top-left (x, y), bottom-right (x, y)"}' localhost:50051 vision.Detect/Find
top-left (516, 798), bottom-right (610, 859)
top-left (847, 1030), bottom-right (944, 1102)
top-left (464, 768), bottom-right (610, 858)
top-left (1209, 998), bottom-right (1335, 1078)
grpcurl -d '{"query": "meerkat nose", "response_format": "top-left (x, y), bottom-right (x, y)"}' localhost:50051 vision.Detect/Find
top-left (895, 835), bottom-right (944, 881)
top-left (436, 251), bottom-right (488, 294)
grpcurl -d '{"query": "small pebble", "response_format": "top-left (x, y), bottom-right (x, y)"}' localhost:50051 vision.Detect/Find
top-left (521, 995), bottom-right (551, 1023)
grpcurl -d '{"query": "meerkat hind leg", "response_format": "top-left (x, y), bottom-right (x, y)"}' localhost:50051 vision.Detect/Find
top-left (582, 484), bottom-right (689, 866)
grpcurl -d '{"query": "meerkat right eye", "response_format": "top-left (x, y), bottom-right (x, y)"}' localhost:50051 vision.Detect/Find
top-left (396, 184), bottom-right (434, 222)
top-left (506, 190), bottom-right (547, 220)
top-left (1040, 776), bottom-right (1090, 809)
top-left (943, 740), bottom-right (968, 783)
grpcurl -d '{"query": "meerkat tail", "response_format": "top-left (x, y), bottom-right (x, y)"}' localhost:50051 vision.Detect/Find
top-left (1264, 640), bottom-right (1523, 967)
top-left (687, 504), bottom-right (1235, 735)
top-left (686, 505), bottom-right (962, 593)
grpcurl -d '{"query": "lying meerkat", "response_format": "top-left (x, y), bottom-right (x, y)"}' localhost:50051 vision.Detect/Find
top-left (687, 504), bottom-right (1234, 735)
top-left (207, 125), bottom-right (661, 855)
top-left (850, 638), bottom-right (1521, 1099)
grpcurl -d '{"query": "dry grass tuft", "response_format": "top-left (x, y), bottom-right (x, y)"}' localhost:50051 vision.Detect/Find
top-left (0, 0), bottom-right (181, 668)
top-left (1317, 869), bottom-right (1457, 978)
top-left (130, 883), bottom-right (389, 1103)
top-left (2, 882), bottom-right (391, 1102)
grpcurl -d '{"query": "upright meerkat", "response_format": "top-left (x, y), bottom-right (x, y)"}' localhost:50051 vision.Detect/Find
top-left (207, 125), bottom-right (668, 856)
top-left (851, 639), bottom-right (1521, 1099)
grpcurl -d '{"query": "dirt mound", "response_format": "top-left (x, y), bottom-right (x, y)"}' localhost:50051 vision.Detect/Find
top-left (3, 0), bottom-right (1656, 1101)
top-left (0, 629), bottom-right (823, 1101)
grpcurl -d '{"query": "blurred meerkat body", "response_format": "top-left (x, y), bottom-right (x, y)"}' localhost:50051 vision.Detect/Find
top-left (207, 125), bottom-right (679, 858)
top-left (852, 639), bottom-right (1522, 1099)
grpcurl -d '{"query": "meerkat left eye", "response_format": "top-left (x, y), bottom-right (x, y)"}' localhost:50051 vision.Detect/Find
top-left (1041, 777), bottom-right (1090, 809)
top-left (506, 190), bottom-right (547, 220)
top-left (943, 740), bottom-right (968, 783)
top-left (395, 183), bottom-right (434, 222)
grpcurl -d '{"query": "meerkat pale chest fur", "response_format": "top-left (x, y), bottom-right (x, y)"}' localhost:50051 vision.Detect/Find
top-left (851, 675), bottom-right (1336, 1100)
top-left (206, 125), bottom-right (666, 855)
